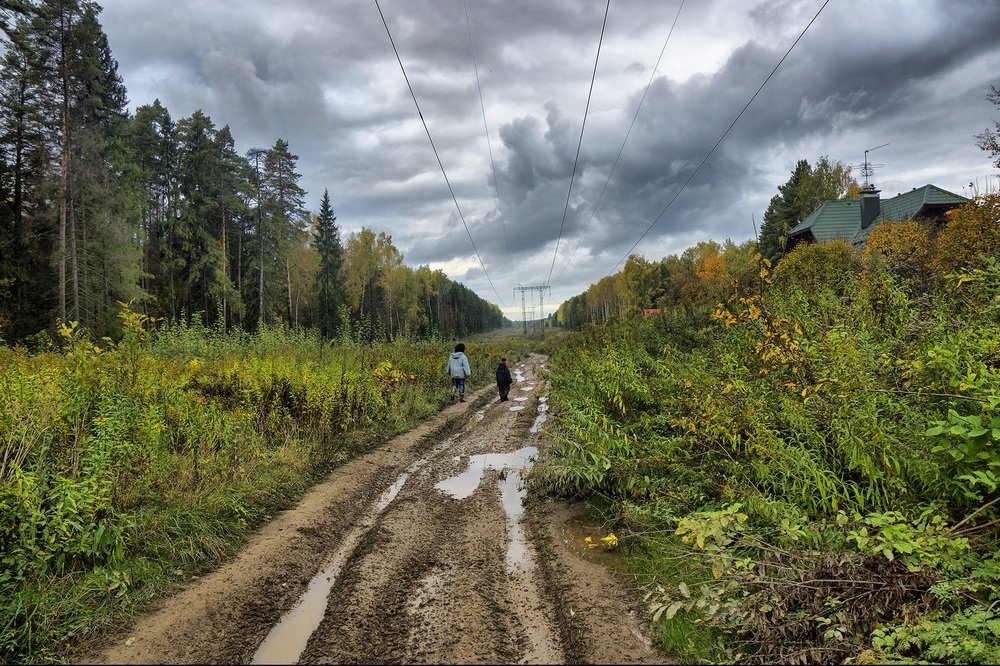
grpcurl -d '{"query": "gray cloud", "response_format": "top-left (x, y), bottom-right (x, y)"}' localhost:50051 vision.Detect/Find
top-left (99, 0), bottom-right (1000, 316)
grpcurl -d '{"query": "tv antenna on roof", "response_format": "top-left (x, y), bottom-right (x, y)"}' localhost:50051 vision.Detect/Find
top-left (851, 142), bottom-right (889, 187)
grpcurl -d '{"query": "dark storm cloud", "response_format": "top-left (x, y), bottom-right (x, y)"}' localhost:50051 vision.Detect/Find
top-left (453, 0), bottom-right (1000, 283)
top-left (98, 0), bottom-right (1000, 313)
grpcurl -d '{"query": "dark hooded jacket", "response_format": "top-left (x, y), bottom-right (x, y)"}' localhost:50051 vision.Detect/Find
top-left (495, 362), bottom-right (512, 387)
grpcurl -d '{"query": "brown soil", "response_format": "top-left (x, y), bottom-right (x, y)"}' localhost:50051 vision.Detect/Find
top-left (84, 354), bottom-right (665, 665)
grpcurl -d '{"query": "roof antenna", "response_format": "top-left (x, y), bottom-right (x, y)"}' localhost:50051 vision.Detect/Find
top-left (852, 142), bottom-right (889, 187)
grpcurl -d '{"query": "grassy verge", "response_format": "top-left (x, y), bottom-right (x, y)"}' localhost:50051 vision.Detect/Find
top-left (535, 258), bottom-right (1000, 663)
top-left (1, 315), bottom-right (533, 663)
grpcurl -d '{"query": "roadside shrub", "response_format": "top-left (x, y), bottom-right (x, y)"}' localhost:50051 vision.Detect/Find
top-left (541, 244), bottom-right (1000, 663)
top-left (863, 219), bottom-right (935, 284)
top-left (931, 193), bottom-right (1000, 275)
top-left (774, 239), bottom-right (859, 298)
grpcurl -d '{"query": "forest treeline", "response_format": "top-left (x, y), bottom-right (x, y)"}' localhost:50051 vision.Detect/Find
top-left (557, 156), bottom-right (996, 331)
top-left (0, 0), bottom-right (506, 345)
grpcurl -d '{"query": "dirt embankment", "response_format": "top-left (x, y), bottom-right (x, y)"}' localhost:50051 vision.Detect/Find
top-left (85, 354), bottom-right (664, 665)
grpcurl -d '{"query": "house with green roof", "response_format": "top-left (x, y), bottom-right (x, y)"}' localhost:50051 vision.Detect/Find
top-left (785, 183), bottom-right (968, 252)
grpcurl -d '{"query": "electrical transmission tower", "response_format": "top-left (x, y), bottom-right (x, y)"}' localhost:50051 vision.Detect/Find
top-left (514, 284), bottom-right (551, 335)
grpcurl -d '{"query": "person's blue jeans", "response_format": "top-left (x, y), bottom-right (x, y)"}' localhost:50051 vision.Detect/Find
top-left (451, 377), bottom-right (465, 397)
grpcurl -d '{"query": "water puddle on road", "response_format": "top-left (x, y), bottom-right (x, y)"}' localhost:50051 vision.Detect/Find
top-left (530, 399), bottom-right (549, 434)
top-left (466, 410), bottom-right (485, 431)
top-left (250, 437), bottom-right (458, 665)
top-left (514, 396), bottom-right (528, 402)
top-left (434, 447), bottom-right (538, 573)
top-left (509, 405), bottom-right (525, 411)
top-left (499, 472), bottom-right (533, 573)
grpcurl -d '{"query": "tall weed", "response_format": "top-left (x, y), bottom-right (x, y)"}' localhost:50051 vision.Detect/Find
top-left (539, 253), bottom-right (1000, 663)
top-left (0, 306), bottom-right (531, 662)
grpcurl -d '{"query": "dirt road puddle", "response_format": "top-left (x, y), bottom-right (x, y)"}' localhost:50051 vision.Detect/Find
top-left (250, 433), bottom-right (459, 666)
top-left (530, 398), bottom-right (549, 434)
top-left (435, 446), bottom-right (538, 573)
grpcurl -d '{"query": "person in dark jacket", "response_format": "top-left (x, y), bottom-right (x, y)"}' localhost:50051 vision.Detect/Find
top-left (496, 357), bottom-right (513, 401)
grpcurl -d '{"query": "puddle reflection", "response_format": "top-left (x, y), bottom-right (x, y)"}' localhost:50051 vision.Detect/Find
top-left (434, 446), bottom-right (539, 574)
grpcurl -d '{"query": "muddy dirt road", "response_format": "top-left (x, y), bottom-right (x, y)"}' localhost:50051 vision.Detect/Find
top-left (89, 355), bottom-right (662, 665)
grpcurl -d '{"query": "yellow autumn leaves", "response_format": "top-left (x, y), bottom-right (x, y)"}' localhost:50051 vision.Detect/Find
top-left (584, 533), bottom-right (619, 550)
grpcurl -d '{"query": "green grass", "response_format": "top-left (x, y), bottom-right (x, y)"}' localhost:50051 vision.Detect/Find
top-left (536, 257), bottom-right (1000, 663)
top-left (1, 317), bottom-right (538, 663)
top-left (622, 535), bottom-right (731, 664)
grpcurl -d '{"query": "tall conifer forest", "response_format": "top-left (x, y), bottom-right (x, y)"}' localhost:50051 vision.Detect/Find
top-left (0, 0), bottom-right (505, 345)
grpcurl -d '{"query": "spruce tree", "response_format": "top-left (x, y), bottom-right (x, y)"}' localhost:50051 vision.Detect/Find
top-left (313, 188), bottom-right (343, 337)
top-left (758, 157), bottom-right (855, 263)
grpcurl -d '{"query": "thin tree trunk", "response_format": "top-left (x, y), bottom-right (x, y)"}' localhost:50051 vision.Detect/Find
top-left (79, 202), bottom-right (87, 325)
top-left (285, 257), bottom-right (292, 325)
top-left (255, 153), bottom-right (264, 329)
top-left (386, 280), bottom-right (393, 339)
top-left (237, 218), bottom-right (243, 328)
top-left (203, 271), bottom-right (209, 327)
top-left (259, 229), bottom-right (264, 327)
top-left (57, 1), bottom-right (71, 322)
top-left (69, 176), bottom-right (78, 321)
top-left (13, 85), bottom-right (25, 318)
top-left (221, 206), bottom-right (228, 330)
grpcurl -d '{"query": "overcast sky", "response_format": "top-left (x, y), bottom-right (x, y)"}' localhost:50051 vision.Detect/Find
top-left (99, 0), bottom-right (1000, 320)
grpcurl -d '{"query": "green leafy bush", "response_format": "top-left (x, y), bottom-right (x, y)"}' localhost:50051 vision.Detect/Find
top-left (540, 247), bottom-right (1000, 663)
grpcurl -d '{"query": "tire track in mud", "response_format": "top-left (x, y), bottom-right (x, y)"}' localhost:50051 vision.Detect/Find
top-left (266, 355), bottom-right (559, 664)
top-left (86, 354), bottom-right (663, 665)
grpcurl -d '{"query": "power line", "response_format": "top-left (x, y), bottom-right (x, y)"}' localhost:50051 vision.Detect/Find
top-left (373, 0), bottom-right (507, 307)
top-left (556, 0), bottom-right (685, 283)
top-left (464, 0), bottom-right (510, 272)
top-left (606, 0), bottom-right (832, 276)
top-left (545, 0), bottom-right (611, 286)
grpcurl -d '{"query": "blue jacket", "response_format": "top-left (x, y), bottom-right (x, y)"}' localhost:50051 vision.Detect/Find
top-left (447, 352), bottom-right (471, 379)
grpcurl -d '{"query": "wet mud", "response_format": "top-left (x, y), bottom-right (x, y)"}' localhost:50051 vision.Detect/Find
top-left (84, 354), bottom-right (664, 665)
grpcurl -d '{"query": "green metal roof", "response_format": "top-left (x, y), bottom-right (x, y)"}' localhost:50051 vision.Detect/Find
top-left (876, 184), bottom-right (967, 223)
top-left (788, 199), bottom-right (860, 242)
top-left (787, 184), bottom-right (967, 248)
top-left (853, 184), bottom-right (967, 245)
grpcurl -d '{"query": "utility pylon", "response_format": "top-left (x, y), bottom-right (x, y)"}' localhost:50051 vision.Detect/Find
top-left (514, 284), bottom-right (551, 336)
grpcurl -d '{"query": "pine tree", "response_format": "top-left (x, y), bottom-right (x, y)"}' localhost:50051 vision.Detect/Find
top-left (759, 160), bottom-right (811, 262)
top-left (213, 125), bottom-right (250, 329)
top-left (758, 157), bottom-right (855, 263)
top-left (262, 138), bottom-right (306, 326)
top-left (246, 147), bottom-right (267, 327)
top-left (0, 0), bottom-right (144, 335)
top-left (67, 5), bottom-right (144, 333)
top-left (0, 11), bottom-right (56, 339)
top-left (313, 188), bottom-right (343, 337)
top-left (130, 99), bottom-right (176, 316)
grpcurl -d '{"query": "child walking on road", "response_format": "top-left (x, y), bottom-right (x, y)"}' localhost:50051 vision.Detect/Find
top-left (495, 358), bottom-right (513, 401)
top-left (447, 343), bottom-right (471, 402)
